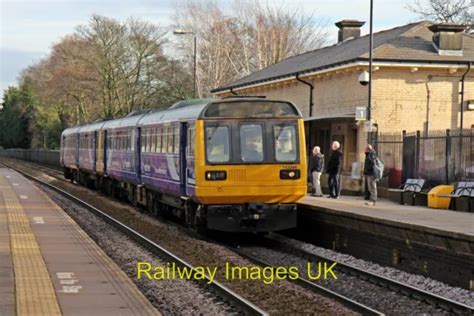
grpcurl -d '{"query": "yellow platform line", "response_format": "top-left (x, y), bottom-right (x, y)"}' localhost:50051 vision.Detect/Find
top-left (0, 175), bottom-right (62, 316)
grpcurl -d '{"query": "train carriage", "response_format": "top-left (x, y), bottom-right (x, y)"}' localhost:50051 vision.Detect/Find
top-left (60, 97), bottom-right (307, 233)
top-left (60, 125), bottom-right (82, 180)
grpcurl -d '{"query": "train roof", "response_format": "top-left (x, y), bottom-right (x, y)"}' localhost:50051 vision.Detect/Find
top-left (61, 125), bottom-right (83, 137)
top-left (102, 110), bottom-right (152, 130)
top-left (61, 97), bottom-right (301, 135)
top-left (138, 99), bottom-right (213, 126)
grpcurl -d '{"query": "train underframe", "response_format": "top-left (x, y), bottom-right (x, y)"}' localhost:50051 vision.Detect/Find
top-left (64, 167), bottom-right (297, 233)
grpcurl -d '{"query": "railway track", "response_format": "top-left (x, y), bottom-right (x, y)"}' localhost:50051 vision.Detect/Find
top-left (230, 234), bottom-right (474, 315)
top-left (4, 158), bottom-right (474, 315)
top-left (0, 161), bottom-right (266, 315)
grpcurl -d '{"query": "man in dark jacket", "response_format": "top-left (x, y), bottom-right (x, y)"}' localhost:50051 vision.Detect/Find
top-left (326, 141), bottom-right (343, 198)
top-left (311, 146), bottom-right (324, 197)
top-left (364, 144), bottom-right (377, 206)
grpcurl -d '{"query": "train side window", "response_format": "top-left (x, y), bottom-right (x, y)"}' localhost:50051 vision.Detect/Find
top-left (167, 126), bottom-right (174, 154)
top-left (144, 128), bottom-right (150, 153)
top-left (141, 130), bottom-right (146, 152)
top-left (188, 127), bottom-right (195, 156)
top-left (150, 128), bottom-right (156, 153)
top-left (173, 125), bottom-right (179, 154)
top-left (130, 129), bottom-right (134, 151)
top-left (156, 127), bottom-right (162, 153)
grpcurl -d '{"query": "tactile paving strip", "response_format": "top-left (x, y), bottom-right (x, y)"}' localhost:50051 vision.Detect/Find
top-left (0, 174), bottom-right (62, 315)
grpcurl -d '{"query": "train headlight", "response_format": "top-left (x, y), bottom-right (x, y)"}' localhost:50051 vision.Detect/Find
top-left (280, 169), bottom-right (301, 180)
top-left (205, 170), bottom-right (227, 181)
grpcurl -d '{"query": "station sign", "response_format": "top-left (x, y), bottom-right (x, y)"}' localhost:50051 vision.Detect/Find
top-left (355, 106), bottom-right (367, 121)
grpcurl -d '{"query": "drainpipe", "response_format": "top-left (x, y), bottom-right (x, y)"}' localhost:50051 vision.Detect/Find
top-left (424, 75), bottom-right (432, 136)
top-left (459, 62), bottom-right (471, 179)
top-left (296, 74), bottom-right (315, 159)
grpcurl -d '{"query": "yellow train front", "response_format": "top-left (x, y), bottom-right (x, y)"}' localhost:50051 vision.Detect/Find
top-left (193, 98), bottom-right (307, 232)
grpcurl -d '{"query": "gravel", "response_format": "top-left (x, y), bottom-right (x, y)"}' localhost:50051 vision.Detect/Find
top-left (9, 159), bottom-right (357, 315)
top-left (271, 233), bottom-right (474, 308)
top-left (43, 185), bottom-right (232, 315)
top-left (236, 243), bottom-right (450, 315)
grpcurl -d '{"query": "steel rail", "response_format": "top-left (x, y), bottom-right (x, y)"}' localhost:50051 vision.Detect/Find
top-left (270, 234), bottom-right (474, 315)
top-left (1, 161), bottom-right (267, 316)
top-left (227, 244), bottom-right (383, 316)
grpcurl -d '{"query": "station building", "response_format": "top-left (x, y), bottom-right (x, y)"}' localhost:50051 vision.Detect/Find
top-left (212, 20), bottom-right (474, 194)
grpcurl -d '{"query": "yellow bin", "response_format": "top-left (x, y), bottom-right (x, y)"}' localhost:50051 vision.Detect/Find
top-left (427, 185), bottom-right (454, 209)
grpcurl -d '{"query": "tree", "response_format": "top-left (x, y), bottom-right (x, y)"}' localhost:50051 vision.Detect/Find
top-left (172, 0), bottom-right (328, 96)
top-left (0, 84), bottom-right (34, 148)
top-left (407, 0), bottom-right (473, 32)
top-left (14, 14), bottom-right (194, 149)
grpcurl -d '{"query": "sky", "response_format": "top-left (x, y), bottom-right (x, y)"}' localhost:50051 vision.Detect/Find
top-left (0, 0), bottom-right (419, 100)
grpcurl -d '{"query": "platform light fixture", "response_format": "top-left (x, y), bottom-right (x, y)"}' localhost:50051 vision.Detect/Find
top-left (174, 29), bottom-right (197, 98)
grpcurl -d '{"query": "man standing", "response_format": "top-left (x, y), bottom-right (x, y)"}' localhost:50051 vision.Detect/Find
top-left (311, 146), bottom-right (324, 197)
top-left (364, 144), bottom-right (378, 206)
top-left (326, 141), bottom-right (343, 199)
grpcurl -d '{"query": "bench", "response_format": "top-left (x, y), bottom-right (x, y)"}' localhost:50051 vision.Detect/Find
top-left (388, 179), bottom-right (428, 205)
top-left (439, 182), bottom-right (474, 212)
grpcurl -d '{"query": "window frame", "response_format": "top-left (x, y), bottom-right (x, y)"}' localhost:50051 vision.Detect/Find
top-left (273, 123), bottom-right (299, 163)
top-left (204, 123), bottom-right (232, 164)
top-left (238, 122), bottom-right (265, 163)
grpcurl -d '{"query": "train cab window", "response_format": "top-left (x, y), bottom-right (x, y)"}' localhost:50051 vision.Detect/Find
top-left (206, 126), bottom-right (230, 163)
top-left (239, 124), bottom-right (264, 162)
top-left (274, 125), bottom-right (298, 162)
top-left (173, 126), bottom-right (180, 154)
top-left (156, 127), bottom-right (162, 153)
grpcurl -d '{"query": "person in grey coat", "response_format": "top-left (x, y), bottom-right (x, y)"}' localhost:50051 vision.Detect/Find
top-left (311, 146), bottom-right (324, 197)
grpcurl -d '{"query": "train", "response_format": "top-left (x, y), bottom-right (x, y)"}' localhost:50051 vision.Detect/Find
top-left (60, 97), bottom-right (307, 232)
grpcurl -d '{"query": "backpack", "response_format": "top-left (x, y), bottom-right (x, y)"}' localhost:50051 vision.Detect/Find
top-left (374, 158), bottom-right (385, 180)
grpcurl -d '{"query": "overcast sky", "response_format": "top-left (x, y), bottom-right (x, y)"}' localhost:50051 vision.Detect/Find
top-left (0, 0), bottom-right (419, 100)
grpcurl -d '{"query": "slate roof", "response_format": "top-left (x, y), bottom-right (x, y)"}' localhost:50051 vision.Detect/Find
top-left (212, 21), bottom-right (474, 93)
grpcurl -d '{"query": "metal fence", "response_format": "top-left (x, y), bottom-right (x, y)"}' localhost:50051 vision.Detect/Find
top-left (373, 132), bottom-right (403, 188)
top-left (0, 148), bottom-right (60, 167)
top-left (412, 129), bottom-right (474, 185)
top-left (374, 129), bottom-right (474, 188)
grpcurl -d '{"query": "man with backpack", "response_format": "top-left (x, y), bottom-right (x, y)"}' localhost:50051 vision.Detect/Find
top-left (363, 144), bottom-right (379, 206)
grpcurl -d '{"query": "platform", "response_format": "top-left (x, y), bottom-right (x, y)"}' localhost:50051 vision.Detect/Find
top-left (299, 195), bottom-right (474, 239)
top-left (0, 168), bottom-right (159, 315)
top-left (296, 195), bottom-right (474, 290)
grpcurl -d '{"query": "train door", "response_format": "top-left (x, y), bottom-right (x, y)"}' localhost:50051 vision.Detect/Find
top-left (103, 130), bottom-right (108, 176)
top-left (75, 133), bottom-right (80, 167)
top-left (93, 131), bottom-right (97, 173)
top-left (135, 127), bottom-right (142, 183)
top-left (179, 122), bottom-right (188, 196)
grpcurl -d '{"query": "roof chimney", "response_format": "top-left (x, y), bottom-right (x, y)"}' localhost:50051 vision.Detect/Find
top-left (429, 23), bottom-right (466, 56)
top-left (335, 20), bottom-right (365, 43)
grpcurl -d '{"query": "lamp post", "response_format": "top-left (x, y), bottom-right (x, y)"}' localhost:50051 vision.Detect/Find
top-left (367, 0), bottom-right (374, 144)
top-left (174, 29), bottom-right (197, 98)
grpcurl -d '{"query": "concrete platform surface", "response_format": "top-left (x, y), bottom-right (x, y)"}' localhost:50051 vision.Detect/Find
top-left (299, 195), bottom-right (474, 239)
top-left (0, 168), bottom-right (159, 316)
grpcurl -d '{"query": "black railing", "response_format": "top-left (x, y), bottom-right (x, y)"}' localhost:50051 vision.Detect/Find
top-left (374, 129), bottom-right (474, 188)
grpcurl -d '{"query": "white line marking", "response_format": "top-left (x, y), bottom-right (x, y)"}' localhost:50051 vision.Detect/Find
top-left (12, 183), bottom-right (19, 186)
top-left (57, 272), bottom-right (75, 279)
top-left (19, 195), bottom-right (28, 200)
top-left (59, 285), bottom-right (83, 293)
top-left (32, 217), bottom-right (45, 224)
